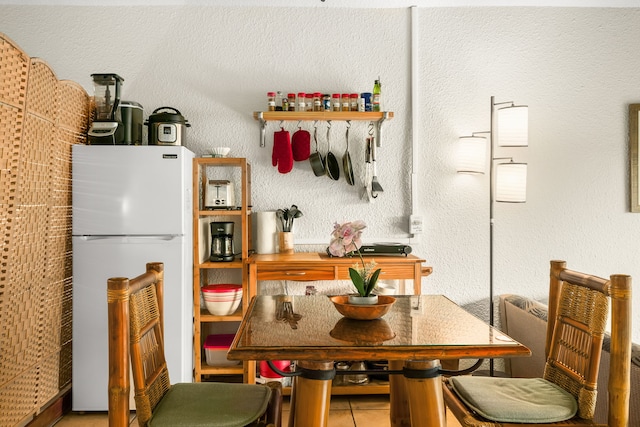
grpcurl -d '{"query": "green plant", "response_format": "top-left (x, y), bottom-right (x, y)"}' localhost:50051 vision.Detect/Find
top-left (328, 220), bottom-right (381, 297)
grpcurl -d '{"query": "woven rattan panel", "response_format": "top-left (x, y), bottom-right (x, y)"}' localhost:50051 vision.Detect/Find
top-left (0, 33), bottom-right (89, 426)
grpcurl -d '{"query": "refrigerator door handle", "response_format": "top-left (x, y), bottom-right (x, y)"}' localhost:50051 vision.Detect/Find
top-left (75, 235), bottom-right (181, 241)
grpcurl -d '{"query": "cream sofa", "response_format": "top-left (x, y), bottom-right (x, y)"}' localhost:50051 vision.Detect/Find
top-left (499, 294), bottom-right (639, 425)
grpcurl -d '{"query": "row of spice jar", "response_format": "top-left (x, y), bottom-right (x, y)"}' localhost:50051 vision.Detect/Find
top-left (267, 91), bottom-right (379, 112)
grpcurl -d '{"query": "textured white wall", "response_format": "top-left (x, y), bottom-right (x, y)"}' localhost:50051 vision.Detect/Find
top-left (2, 5), bottom-right (639, 342)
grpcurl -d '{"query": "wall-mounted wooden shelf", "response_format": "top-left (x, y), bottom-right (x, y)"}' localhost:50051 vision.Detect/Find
top-left (253, 111), bottom-right (393, 147)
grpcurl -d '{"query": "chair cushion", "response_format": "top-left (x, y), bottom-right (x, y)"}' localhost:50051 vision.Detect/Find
top-left (148, 382), bottom-right (271, 427)
top-left (449, 376), bottom-right (578, 423)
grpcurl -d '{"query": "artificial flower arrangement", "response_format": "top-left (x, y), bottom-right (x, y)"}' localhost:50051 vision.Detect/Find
top-left (276, 205), bottom-right (303, 232)
top-left (328, 220), bottom-right (381, 298)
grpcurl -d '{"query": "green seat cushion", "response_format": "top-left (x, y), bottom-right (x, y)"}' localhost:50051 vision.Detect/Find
top-left (148, 382), bottom-right (271, 427)
top-left (449, 376), bottom-right (578, 423)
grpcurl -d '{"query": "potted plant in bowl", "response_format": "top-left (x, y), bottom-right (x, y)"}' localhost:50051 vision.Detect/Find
top-left (276, 205), bottom-right (303, 254)
top-left (328, 220), bottom-right (381, 305)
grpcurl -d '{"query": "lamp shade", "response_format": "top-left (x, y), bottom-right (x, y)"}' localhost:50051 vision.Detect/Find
top-left (496, 162), bottom-right (527, 202)
top-left (457, 136), bottom-right (486, 174)
top-left (496, 105), bottom-right (528, 147)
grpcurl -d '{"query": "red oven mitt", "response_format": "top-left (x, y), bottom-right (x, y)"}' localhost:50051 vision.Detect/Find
top-left (292, 129), bottom-right (311, 161)
top-left (272, 129), bottom-right (293, 174)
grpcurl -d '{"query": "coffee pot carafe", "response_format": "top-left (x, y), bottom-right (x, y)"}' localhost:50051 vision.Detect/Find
top-left (210, 222), bottom-right (234, 262)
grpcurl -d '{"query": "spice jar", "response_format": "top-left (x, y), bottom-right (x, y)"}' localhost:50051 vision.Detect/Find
top-left (341, 94), bottom-right (350, 112)
top-left (350, 93), bottom-right (359, 111)
top-left (297, 92), bottom-right (306, 112)
top-left (267, 92), bottom-right (276, 111)
top-left (323, 94), bottom-right (331, 111)
top-left (305, 93), bottom-right (313, 111)
top-left (361, 92), bottom-right (372, 112)
top-left (313, 92), bottom-right (322, 112)
top-left (332, 94), bottom-right (341, 112)
top-left (287, 93), bottom-right (296, 111)
top-left (280, 92), bottom-right (288, 112)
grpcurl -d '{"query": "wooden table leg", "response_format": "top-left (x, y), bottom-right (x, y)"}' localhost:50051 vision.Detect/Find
top-left (403, 360), bottom-right (445, 427)
top-left (389, 360), bottom-right (411, 427)
top-left (289, 361), bottom-right (334, 427)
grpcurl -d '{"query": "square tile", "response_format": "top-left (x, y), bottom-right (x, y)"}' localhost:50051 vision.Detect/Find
top-left (349, 395), bottom-right (390, 410)
top-left (352, 409), bottom-right (390, 427)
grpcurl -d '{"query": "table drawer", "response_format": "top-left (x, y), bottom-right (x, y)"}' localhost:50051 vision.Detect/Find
top-left (257, 266), bottom-right (335, 281)
top-left (336, 264), bottom-right (416, 280)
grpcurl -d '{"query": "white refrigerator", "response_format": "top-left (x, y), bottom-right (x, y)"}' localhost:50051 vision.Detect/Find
top-left (72, 145), bottom-right (194, 411)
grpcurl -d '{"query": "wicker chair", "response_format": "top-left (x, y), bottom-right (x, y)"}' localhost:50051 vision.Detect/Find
top-left (443, 260), bottom-right (632, 426)
top-left (107, 262), bottom-right (282, 427)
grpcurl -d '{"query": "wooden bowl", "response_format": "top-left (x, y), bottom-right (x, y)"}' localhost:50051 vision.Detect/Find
top-left (329, 295), bottom-right (396, 320)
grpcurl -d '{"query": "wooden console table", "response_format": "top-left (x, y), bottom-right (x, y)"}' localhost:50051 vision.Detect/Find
top-left (246, 252), bottom-right (431, 395)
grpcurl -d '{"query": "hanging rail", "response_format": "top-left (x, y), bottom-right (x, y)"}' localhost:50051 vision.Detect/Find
top-left (254, 111), bottom-right (393, 147)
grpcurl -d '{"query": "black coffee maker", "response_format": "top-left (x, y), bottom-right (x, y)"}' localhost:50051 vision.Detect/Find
top-left (210, 222), bottom-right (234, 262)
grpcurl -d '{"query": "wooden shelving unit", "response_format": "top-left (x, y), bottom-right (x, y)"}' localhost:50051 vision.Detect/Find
top-left (192, 157), bottom-right (252, 383)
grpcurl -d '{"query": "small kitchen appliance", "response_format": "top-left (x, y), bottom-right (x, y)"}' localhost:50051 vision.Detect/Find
top-left (88, 73), bottom-right (124, 145)
top-left (145, 106), bottom-right (190, 145)
top-left (205, 180), bottom-right (235, 209)
top-left (118, 101), bottom-right (144, 145)
top-left (210, 222), bottom-right (235, 262)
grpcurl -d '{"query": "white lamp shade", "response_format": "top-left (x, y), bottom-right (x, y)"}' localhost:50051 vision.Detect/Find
top-left (457, 136), bottom-right (487, 174)
top-left (496, 163), bottom-right (527, 202)
top-left (496, 105), bottom-right (528, 147)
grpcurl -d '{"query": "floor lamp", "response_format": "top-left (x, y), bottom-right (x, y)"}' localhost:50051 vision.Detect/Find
top-left (458, 96), bottom-right (528, 376)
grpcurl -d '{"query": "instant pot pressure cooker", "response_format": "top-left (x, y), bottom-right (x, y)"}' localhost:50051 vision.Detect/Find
top-left (144, 106), bottom-right (190, 146)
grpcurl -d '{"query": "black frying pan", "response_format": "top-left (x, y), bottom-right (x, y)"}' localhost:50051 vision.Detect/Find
top-left (309, 124), bottom-right (325, 176)
top-left (325, 122), bottom-right (340, 180)
top-left (343, 125), bottom-right (355, 185)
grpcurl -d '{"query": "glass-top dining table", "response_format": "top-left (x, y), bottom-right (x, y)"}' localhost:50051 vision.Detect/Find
top-left (228, 294), bottom-right (530, 427)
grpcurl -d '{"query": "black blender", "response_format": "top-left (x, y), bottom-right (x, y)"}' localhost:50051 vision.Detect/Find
top-left (88, 73), bottom-right (124, 145)
top-left (210, 222), bottom-right (235, 262)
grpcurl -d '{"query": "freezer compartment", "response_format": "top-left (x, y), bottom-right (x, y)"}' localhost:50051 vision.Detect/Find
top-left (72, 145), bottom-right (193, 236)
top-left (72, 235), bottom-right (193, 411)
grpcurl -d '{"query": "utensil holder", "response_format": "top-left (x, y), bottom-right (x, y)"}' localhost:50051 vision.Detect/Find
top-left (278, 231), bottom-right (294, 254)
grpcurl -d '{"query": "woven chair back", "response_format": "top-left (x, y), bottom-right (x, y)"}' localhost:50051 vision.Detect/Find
top-left (546, 260), bottom-right (632, 425)
top-left (107, 262), bottom-right (169, 427)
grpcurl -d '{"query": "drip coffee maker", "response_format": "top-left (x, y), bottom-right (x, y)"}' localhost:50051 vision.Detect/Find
top-left (210, 222), bottom-right (235, 262)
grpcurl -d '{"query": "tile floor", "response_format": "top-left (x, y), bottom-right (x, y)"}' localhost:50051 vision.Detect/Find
top-left (54, 395), bottom-right (463, 427)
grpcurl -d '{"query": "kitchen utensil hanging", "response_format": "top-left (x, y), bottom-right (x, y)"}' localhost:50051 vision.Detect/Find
top-left (362, 136), bottom-right (372, 202)
top-left (369, 122), bottom-right (383, 198)
top-left (291, 121), bottom-right (310, 161)
top-left (343, 121), bottom-right (355, 186)
top-left (272, 123), bottom-right (293, 174)
top-left (308, 121), bottom-right (325, 176)
top-left (325, 121), bottom-right (340, 181)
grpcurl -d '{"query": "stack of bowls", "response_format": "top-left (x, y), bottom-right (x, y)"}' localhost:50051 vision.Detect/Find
top-left (202, 284), bottom-right (242, 315)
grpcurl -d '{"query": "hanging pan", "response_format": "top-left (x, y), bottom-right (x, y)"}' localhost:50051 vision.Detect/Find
top-left (308, 121), bottom-right (325, 176)
top-left (342, 121), bottom-right (355, 185)
top-left (325, 121), bottom-right (340, 180)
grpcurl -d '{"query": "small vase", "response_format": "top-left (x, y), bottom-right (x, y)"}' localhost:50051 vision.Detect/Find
top-left (278, 231), bottom-right (294, 254)
top-left (347, 294), bottom-right (379, 305)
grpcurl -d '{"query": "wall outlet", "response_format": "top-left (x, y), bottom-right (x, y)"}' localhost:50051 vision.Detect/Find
top-left (409, 215), bottom-right (423, 234)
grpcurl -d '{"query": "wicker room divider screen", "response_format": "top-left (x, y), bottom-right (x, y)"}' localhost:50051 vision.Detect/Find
top-left (0, 33), bottom-right (90, 426)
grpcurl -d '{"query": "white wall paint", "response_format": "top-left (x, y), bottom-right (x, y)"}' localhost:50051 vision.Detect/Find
top-left (1, 5), bottom-right (639, 342)
top-left (3, 0), bottom-right (640, 7)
